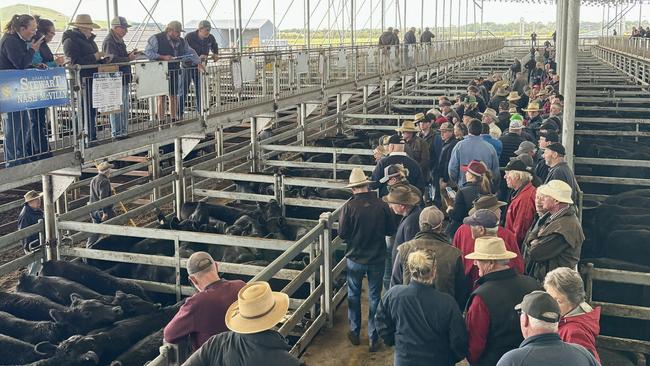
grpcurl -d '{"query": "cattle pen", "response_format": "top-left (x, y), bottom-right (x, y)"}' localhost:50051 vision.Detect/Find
top-left (1, 0), bottom-right (650, 364)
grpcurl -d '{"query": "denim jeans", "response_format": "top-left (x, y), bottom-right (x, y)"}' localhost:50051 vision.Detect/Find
top-left (3, 111), bottom-right (32, 167)
top-left (180, 68), bottom-right (201, 116)
top-left (28, 108), bottom-right (52, 160)
top-left (83, 78), bottom-right (97, 143)
top-left (347, 258), bottom-right (384, 342)
top-left (383, 236), bottom-right (395, 291)
top-left (109, 84), bottom-right (129, 138)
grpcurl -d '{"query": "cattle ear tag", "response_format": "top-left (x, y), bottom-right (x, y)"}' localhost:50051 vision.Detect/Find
top-left (70, 293), bottom-right (83, 304)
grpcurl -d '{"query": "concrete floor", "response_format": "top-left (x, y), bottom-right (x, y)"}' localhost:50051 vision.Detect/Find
top-left (301, 279), bottom-right (469, 366)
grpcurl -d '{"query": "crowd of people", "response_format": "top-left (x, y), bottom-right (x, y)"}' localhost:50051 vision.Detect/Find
top-left (0, 13), bottom-right (218, 166)
top-left (337, 37), bottom-right (599, 365)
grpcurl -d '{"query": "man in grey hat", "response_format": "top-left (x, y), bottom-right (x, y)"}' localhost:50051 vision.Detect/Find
top-left (542, 142), bottom-right (580, 203)
top-left (497, 291), bottom-right (600, 366)
top-left (339, 168), bottom-right (396, 351)
top-left (87, 161), bottom-right (116, 247)
top-left (145, 20), bottom-right (202, 122)
top-left (103, 16), bottom-right (138, 140)
top-left (164, 252), bottom-right (245, 351)
top-left (391, 206), bottom-right (467, 307)
top-left (18, 191), bottom-right (44, 275)
top-left (181, 20), bottom-right (219, 116)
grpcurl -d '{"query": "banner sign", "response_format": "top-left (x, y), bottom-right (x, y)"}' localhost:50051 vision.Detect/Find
top-left (0, 68), bottom-right (69, 113)
top-left (92, 72), bottom-right (123, 113)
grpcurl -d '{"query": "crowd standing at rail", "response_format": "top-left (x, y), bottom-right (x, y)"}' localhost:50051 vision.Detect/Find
top-left (4, 16), bottom-right (600, 365)
top-left (0, 13), bottom-right (218, 166)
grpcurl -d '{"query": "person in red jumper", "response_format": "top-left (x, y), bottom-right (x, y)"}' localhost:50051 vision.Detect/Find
top-left (504, 158), bottom-right (537, 249)
top-left (464, 237), bottom-right (540, 366)
top-left (164, 251), bottom-right (245, 351)
top-left (452, 196), bottom-right (525, 289)
top-left (543, 267), bottom-right (601, 363)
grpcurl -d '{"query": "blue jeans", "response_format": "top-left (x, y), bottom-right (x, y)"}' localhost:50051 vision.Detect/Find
top-left (180, 68), bottom-right (201, 116)
top-left (82, 78), bottom-right (97, 143)
top-left (109, 84), bottom-right (129, 138)
top-left (3, 111), bottom-right (32, 167)
top-left (383, 236), bottom-right (395, 291)
top-left (28, 108), bottom-right (52, 161)
top-left (347, 258), bottom-right (384, 342)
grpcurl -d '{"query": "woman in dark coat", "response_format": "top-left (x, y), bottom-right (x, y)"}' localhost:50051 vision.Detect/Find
top-left (0, 14), bottom-right (41, 166)
top-left (29, 16), bottom-right (64, 160)
top-left (446, 160), bottom-right (492, 239)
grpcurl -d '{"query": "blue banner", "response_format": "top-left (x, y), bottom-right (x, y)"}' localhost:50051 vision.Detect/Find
top-left (0, 68), bottom-right (69, 113)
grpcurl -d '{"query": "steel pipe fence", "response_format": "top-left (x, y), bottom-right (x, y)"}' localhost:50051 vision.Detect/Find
top-left (592, 45), bottom-right (650, 86)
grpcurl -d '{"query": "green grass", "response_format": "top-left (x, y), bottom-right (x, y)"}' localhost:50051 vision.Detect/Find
top-left (0, 3), bottom-right (108, 30)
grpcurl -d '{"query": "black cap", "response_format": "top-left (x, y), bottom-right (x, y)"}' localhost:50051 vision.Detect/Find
top-left (540, 117), bottom-right (559, 131)
top-left (387, 134), bottom-right (403, 145)
top-left (545, 142), bottom-right (565, 156)
top-left (515, 290), bottom-right (561, 323)
top-left (540, 130), bottom-right (560, 143)
top-left (504, 158), bottom-right (532, 173)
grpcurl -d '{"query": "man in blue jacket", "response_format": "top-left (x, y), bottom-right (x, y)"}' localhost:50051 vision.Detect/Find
top-left (448, 119), bottom-right (499, 187)
top-left (497, 291), bottom-right (600, 366)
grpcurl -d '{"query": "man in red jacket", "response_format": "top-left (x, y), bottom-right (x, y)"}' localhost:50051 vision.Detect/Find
top-left (454, 207), bottom-right (525, 290)
top-left (504, 158), bottom-right (537, 249)
top-left (164, 252), bottom-right (245, 351)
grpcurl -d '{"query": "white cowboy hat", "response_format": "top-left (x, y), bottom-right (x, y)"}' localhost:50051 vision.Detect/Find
top-left (346, 168), bottom-right (372, 188)
top-left (225, 281), bottom-right (289, 334)
top-left (465, 237), bottom-right (517, 261)
top-left (537, 180), bottom-right (574, 204)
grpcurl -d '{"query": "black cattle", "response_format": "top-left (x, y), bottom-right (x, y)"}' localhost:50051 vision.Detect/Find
top-left (87, 304), bottom-right (180, 365)
top-left (0, 334), bottom-right (55, 365)
top-left (0, 292), bottom-right (66, 321)
top-left (41, 261), bottom-right (149, 300)
top-left (107, 291), bottom-right (161, 318)
top-left (49, 294), bottom-right (124, 333)
top-left (0, 311), bottom-right (69, 344)
top-left (109, 328), bottom-right (163, 366)
top-left (12, 335), bottom-right (101, 366)
top-left (180, 202), bottom-right (254, 226)
top-left (17, 274), bottom-right (112, 306)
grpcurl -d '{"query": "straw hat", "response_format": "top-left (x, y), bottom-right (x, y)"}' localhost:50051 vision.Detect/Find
top-left (70, 14), bottom-right (101, 29)
top-left (96, 161), bottom-right (114, 172)
top-left (426, 108), bottom-right (441, 117)
top-left (382, 185), bottom-right (420, 206)
top-left (465, 237), bottom-right (517, 261)
top-left (537, 180), bottom-right (574, 204)
top-left (482, 108), bottom-right (497, 120)
top-left (346, 168), bottom-right (372, 188)
top-left (495, 85), bottom-right (510, 97)
top-left (225, 282), bottom-right (289, 334)
top-left (413, 113), bottom-right (425, 122)
top-left (24, 190), bottom-right (43, 203)
top-left (395, 120), bottom-right (420, 133)
top-left (506, 91), bottom-right (521, 102)
top-left (522, 102), bottom-right (542, 113)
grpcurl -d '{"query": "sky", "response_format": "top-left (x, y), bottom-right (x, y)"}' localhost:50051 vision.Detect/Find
top-left (3, 0), bottom-right (643, 30)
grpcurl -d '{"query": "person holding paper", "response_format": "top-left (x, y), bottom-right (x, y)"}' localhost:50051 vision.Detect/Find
top-left (182, 20), bottom-right (219, 116)
top-left (144, 21), bottom-right (203, 122)
top-left (103, 16), bottom-right (138, 140)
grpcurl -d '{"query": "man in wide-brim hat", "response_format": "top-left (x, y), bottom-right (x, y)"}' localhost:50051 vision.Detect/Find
top-left (396, 120), bottom-right (430, 179)
top-left (488, 85), bottom-right (510, 111)
top-left (506, 91), bottom-right (521, 102)
top-left (183, 281), bottom-right (302, 365)
top-left (69, 14), bottom-right (101, 29)
top-left (463, 236), bottom-right (540, 366)
top-left (339, 168), bottom-right (395, 351)
top-left (522, 102), bottom-right (543, 141)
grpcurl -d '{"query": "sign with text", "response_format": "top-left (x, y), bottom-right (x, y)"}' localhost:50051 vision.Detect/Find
top-left (0, 68), bottom-right (69, 113)
top-left (92, 72), bottom-right (123, 113)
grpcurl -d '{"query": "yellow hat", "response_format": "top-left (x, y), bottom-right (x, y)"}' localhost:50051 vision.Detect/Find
top-left (395, 120), bottom-right (420, 133)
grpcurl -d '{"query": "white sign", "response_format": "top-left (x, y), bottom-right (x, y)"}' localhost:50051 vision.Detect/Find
top-left (296, 52), bottom-right (309, 74)
top-left (92, 72), bottom-right (122, 113)
top-left (134, 61), bottom-right (168, 98)
top-left (231, 60), bottom-right (243, 90)
top-left (337, 49), bottom-right (347, 68)
top-left (367, 48), bottom-right (376, 63)
top-left (241, 56), bottom-right (256, 83)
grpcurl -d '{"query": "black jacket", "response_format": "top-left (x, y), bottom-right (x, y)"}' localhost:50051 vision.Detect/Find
top-left (404, 31), bottom-right (417, 44)
top-left (437, 138), bottom-right (459, 183)
top-left (497, 111), bottom-right (511, 132)
top-left (488, 95), bottom-right (507, 112)
top-left (371, 153), bottom-right (425, 196)
top-left (0, 32), bottom-right (34, 70)
top-left (102, 29), bottom-right (131, 76)
top-left (62, 29), bottom-right (101, 78)
top-left (497, 333), bottom-right (600, 366)
top-left (420, 30), bottom-right (434, 43)
top-left (182, 330), bottom-right (303, 366)
top-left (527, 115), bottom-right (544, 142)
top-left (17, 204), bottom-right (44, 251)
top-left (466, 268), bottom-right (540, 366)
top-left (499, 132), bottom-right (525, 167)
top-left (185, 30), bottom-right (219, 57)
top-left (447, 181), bottom-right (486, 238)
top-left (89, 173), bottom-right (115, 219)
top-left (376, 281), bottom-right (468, 366)
top-left (37, 41), bottom-right (54, 64)
top-left (339, 192), bottom-right (396, 265)
top-left (545, 161), bottom-right (580, 203)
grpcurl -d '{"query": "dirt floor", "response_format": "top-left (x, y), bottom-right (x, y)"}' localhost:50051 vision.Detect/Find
top-left (301, 279), bottom-right (469, 366)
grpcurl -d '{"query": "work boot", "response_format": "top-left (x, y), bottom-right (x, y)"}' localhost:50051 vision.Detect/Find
top-left (347, 331), bottom-right (360, 346)
top-left (369, 339), bottom-right (380, 353)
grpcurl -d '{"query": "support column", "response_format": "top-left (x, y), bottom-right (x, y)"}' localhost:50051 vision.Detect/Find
top-left (562, 0), bottom-right (579, 169)
top-left (556, 0), bottom-right (564, 77)
top-left (174, 138), bottom-right (184, 219)
top-left (299, 104), bottom-right (307, 146)
top-left (237, 0), bottom-right (243, 52)
top-left (113, 0), bottom-right (119, 16)
top-left (250, 117), bottom-right (260, 172)
top-left (41, 175), bottom-right (56, 261)
top-left (150, 143), bottom-right (161, 201)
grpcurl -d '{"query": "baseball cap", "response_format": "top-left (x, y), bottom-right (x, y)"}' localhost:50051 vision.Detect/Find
top-left (515, 290), bottom-right (561, 323)
top-left (540, 131), bottom-right (560, 143)
top-left (379, 164), bottom-right (404, 183)
top-left (187, 251), bottom-right (215, 275)
top-left (504, 158), bottom-right (532, 173)
top-left (167, 20), bottom-right (184, 33)
top-left (198, 20), bottom-right (212, 30)
top-left (387, 134), bottom-right (403, 145)
top-left (439, 122), bottom-right (454, 131)
top-left (514, 141), bottom-right (536, 155)
top-left (463, 209), bottom-right (499, 227)
top-left (510, 113), bottom-right (524, 122)
top-left (419, 206), bottom-right (445, 229)
top-left (110, 16), bottom-right (131, 28)
top-left (546, 142), bottom-right (566, 156)
top-left (509, 120), bottom-right (523, 130)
